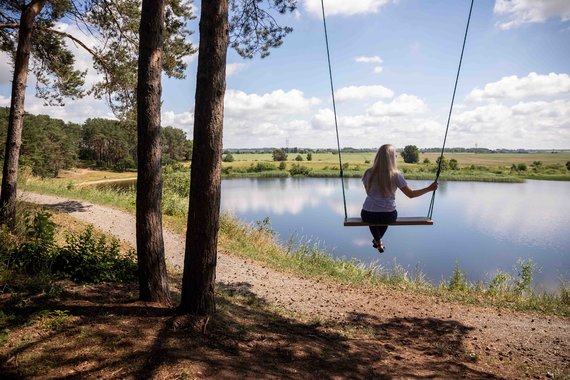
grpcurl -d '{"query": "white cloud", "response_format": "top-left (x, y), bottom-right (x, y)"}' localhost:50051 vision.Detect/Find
top-left (367, 94), bottom-right (428, 116)
top-left (304, 0), bottom-right (392, 17)
top-left (335, 85), bottom-right (393, 102)
top-left (221, 89), bottom-right (325, 147)
top-left (0, 95), bottom-right (10, 107)
top-left (311, 108), bottom-right (335, 130)
top-left (162, 90), bottom-right (324, 147)
top-left (224, 89), bottom-right (320, 118)
top-left (309, 100), bottom-right (442, 149)
top-left (162, 110), bottom-right (194, 138)
top-left (355, 56), bottom-right (383, 64)
top-left (182, 54), bottom-right (196, 66)
top-left (0, 53), bottom-right (12, 85)
top-left (466, 72), bottom-right (570, 102)
top-left (226, 62), bottom-right (247, 77)
top-left (494, 0), bottom-right (570, 29)
top-left (451, 99), bottom-right (570, 149)
top-left (373, 66), bottom-right (383, 74)
top-left (23, 94), bottom-right (115, 123)
top-left (0, 23), bottom-right (113, 123)
top-left (161, 79), bottom-right (570, 149)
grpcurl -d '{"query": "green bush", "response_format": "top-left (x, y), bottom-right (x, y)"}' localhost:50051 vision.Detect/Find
top-left (488, 271), bottom-right (511, 295)
top-left (247, 162), bottom-right (277, 173)
top-left (401, 145), bottom-right (420, 164)
top-left (11, 211), bottom-right (57, 275)
top-left (272, 149), bottom-right (287, 161)
top-left (449, 158), bottom-right (459, 170)
top-left (448, 261), bottom-right (468, 292)
top-left (531, 161), bottom-right (543, 172)
top-left (517, 163), bottom-right (527, 171)
top-left (163, 170), bottom-right (190, 197)
top-left (53, 226), bottom-right (137, 283)
top-left (514, 258), bottom-right (535, 295)
top-left (289, 164), bottom-right (311, 176)
top-left (435, 156), bottom-right (449, 172)
top-left (2, 210), bottom-right (137, 284)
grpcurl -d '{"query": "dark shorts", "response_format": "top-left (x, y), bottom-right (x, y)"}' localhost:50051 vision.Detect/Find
top-left (360, 209), bottom-right (398, 224)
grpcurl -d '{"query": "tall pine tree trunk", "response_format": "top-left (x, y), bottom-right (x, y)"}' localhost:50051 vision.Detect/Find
top-left (179, 0), bottom-right (229, 315)
top-left (136, 0), bottom-right (171, 304)
top-left (0, 0), bottom-right (46, 227)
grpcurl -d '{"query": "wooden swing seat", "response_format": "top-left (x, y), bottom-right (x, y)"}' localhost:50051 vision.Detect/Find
top-left (344, 217), bottom-right (433, 227)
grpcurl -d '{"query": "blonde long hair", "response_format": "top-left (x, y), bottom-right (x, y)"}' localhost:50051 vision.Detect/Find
top-left (365, 144), bottom-right (398, 197)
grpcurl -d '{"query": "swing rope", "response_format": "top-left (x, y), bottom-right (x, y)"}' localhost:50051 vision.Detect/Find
top-left (427, 0), bottom-right (474, 220)
top-left (320, 0), bottom-right (474, 223)
top-left (320, 0), bottom-right (348, 221)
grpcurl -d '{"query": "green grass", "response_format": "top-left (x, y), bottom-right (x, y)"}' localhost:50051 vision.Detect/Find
top-left (220, 214), bottom-right (570, 316)
top-left (22, 176), bottom-right (137, 211)
top-left (219, 152), bottom-right (570, 181)
top-left (220, 215), bottom-right (384, 286)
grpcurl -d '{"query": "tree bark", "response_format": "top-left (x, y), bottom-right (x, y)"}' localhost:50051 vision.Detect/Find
top-left (135, 0), bottom-right (171, 304)
top-left (179, 0), bottom-right (229, 315)
top-left (0, 0), bottom-right (47, 228)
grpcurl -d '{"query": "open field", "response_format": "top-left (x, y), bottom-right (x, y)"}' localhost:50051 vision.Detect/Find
top-left (221, 151), bottom-right (570, 181)
top-left (15, 152), bottom-right (568, 185)
top-left (55, 167), bottom-right (137, 183)
top-left (224, 151), bottom-right (570, 167)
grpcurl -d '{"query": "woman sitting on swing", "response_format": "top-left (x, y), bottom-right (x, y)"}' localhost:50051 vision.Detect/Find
top-left (361, 144), bottom-right (438, 253)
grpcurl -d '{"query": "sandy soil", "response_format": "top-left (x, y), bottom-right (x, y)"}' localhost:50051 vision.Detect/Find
top-left (18, 191), bottom-right (570, 379)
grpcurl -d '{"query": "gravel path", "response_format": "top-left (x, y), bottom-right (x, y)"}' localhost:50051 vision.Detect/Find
top-left (20, 191), bottom-right (570, 378)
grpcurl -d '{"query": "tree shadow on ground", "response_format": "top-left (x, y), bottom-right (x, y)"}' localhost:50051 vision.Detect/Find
top-left (35, 200), bottom-right (92, 213)
top-left (0, 280), bottom-right (503, 379)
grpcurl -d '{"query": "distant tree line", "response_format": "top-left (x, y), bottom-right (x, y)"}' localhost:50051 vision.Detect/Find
top-left (0, 107), bottom-right (80, 178)
top-left (224, 147), bottom-right (564, 155)
top-left (0, 108), bottom-right (192, 177)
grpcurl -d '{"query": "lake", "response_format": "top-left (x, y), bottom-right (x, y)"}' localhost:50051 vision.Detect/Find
top-left (220, 178), bottom-right (570, 292)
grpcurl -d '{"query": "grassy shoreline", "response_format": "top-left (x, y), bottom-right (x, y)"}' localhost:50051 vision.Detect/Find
top-left (16, 172), bottom-right (570, 317)
top-left (218, 151), bottom-right (570, 182)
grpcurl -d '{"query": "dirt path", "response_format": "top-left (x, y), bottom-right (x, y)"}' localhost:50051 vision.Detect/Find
top-left (20, 191), bottom-right (569, 379)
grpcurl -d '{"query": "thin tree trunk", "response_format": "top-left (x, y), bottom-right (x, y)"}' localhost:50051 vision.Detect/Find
top-left (135, 0), bottom-right (171, 304)
top-left (179, 0), bottom-right (229, 315)
top-left (0, 0), bottom-right (47, 227)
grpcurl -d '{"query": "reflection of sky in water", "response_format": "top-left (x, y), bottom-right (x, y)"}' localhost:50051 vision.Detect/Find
top-left (221, 178), bottom-right (570, 291)
top-left (222, 178), bottom-right (336, 215)
top-left (456, 181), bottom-right (568, 250)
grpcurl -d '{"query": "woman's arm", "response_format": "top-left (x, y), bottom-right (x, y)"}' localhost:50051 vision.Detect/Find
top-left (399, 182), bottom-right (438, 199)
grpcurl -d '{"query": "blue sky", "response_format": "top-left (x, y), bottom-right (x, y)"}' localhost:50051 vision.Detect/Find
top-left (1, 0), bottom-right (569, 149)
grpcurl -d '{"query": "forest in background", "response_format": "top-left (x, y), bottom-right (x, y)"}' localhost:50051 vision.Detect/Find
top-left (1, 107), bottom-right (568, 182)
top-left (0, 107), bottom-right (192, 177)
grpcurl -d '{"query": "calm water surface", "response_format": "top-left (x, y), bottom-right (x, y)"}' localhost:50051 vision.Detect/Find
top-left (220, 178), bottom-right (570, 291)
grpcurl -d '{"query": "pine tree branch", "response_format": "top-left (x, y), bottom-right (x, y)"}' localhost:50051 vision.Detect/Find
top-left (3, 22), bottom-right (111, 74)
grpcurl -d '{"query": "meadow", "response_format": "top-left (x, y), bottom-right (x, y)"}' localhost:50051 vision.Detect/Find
top-left (221, 151), bottom-right (570, 181)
